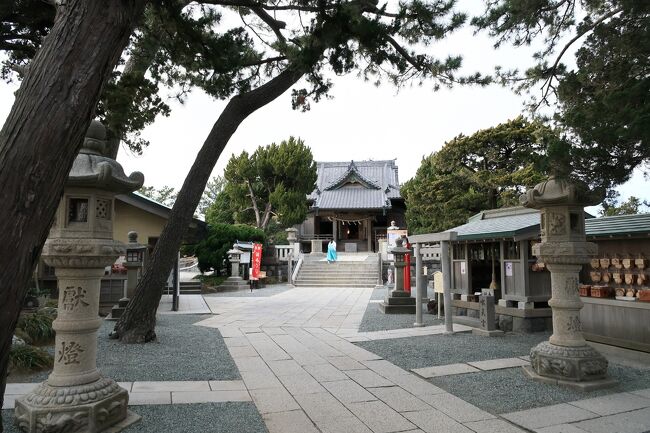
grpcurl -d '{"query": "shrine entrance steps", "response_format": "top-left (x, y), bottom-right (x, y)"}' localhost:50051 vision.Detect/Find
top-left (294, 253), bottom-right (379, 288)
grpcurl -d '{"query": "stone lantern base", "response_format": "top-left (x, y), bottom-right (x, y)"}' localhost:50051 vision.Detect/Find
top-left (14, 378), bottom-right (140, 433)
top-left (524, 341), bottom-right (617, 391)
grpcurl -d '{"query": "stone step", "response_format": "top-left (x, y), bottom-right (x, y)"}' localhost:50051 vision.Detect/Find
top-left (294, 283), bottom-right (376, 288)
top-left (297, 272), bottom-right (378, 278)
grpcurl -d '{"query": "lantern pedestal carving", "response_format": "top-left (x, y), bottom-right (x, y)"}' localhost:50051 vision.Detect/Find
top-left (15, 121), bottom-right (143, 433)
top-left (520, 176), bottom-right (616, 390)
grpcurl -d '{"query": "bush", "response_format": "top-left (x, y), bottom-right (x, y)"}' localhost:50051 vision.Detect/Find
top-left (9, 345), bottom-right (53, 372)
top-left (17, 308), bottom-right (57, 344)
top-left (195, 223), bottom-right (265, 274)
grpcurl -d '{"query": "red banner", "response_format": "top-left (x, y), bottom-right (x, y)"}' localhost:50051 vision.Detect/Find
top-left (251, 243), bottom-right (263, 280)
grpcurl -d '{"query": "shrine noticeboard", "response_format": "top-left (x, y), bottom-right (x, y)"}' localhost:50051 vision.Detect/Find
top-left (251, 243), bottom-right (263, 280)
top-left (386, 229), bottom-right (408, 260)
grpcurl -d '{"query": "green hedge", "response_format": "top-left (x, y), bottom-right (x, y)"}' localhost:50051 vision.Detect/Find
top-left (194, 223), bottom-right (265, 274)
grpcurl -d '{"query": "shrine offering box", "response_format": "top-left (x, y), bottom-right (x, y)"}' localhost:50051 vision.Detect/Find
top-left (579, 285), bottom-right (591, 297)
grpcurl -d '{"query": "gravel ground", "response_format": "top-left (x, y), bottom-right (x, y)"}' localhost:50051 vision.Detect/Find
top-left (430, 363), bottom-right (650, 414)
top-left (204, 284), bottom-right (294, 298)
top-left (356, 330), bottom-right (549, 369)
top-left (360, 287), bottom-right (443, 332)
top-left (2, 402), bottom-right (268, 433)
top-left (7, 314), bottom-right (239, 383)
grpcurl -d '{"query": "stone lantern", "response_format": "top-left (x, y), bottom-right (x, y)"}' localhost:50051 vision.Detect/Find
top-left (217, 244), bottom-right (249, 291)
top-left (15, 121), bottom-right (144, 432)
top-left (520, 176), bottom-right (615, 389)
top-left (110, 231), bottom-right (146, 320)
top-left (379, 237), bottom-right (416, 313)
top-left (124, 231), bottom-right (147, 299)
top-left (228, 244), bottom-right (243, 279)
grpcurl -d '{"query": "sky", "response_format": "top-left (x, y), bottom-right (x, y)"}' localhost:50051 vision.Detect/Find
top-left (0, 1), bottom-right (647, 215)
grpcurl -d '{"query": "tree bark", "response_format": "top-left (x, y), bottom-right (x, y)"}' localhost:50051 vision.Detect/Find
top-left (114, 67), bottom-right (304, 343)
top-left (0, 0), bottom-right (146, 428)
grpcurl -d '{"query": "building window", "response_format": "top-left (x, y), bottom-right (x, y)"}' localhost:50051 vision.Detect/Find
top-left (504, 240), bottom-right (520, 260)
top-left (452, 244), bottom-right (466, 260)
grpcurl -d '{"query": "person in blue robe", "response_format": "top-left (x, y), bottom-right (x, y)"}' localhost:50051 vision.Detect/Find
top-left (327, 240), bottom-right (337, 263)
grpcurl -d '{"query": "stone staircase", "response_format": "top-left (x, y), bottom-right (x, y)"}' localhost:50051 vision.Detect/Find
top-left (294, 254), bottom-right (379, 288)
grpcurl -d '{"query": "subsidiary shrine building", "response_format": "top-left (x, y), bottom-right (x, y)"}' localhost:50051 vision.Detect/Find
top-left (297, 160), bottom-right (405, 253)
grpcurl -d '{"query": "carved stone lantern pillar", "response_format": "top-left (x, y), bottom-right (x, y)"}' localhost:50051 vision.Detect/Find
top-left (124, 231), bottom-right (147, 299)
top-left (379, 237), bottom-right (416, 313)
top-left (520, 176), bottom-right (615, 389)
top-left (228, 244), bottom-right (243, 279)
top-left (15, 121), bottom-right (144, 432)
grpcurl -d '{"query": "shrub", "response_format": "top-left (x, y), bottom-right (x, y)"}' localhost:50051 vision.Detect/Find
top-left (17, 308), bottom-right (57, 344)
top-left (195, 223), bottom-right (265, 274)
top-left (9, 345), bottom-right (53, 372)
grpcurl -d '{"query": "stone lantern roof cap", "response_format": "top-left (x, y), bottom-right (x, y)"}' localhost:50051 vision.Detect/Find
top-left (520, 176), bottom-right (602, 209)
top-left (68, 120), bottom-right (144, 193)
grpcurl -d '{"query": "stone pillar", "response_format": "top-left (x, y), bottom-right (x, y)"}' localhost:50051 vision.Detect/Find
top-left (441, 240), bottom-right (454, 334)
top-left (472, 295), bottom-right (502, 337)
top-left (310, 239), bottom-right (322, 254)
top-left (520, 176), bottom-right (615, 390)
top-left (379, 237), bottom-right (416, 314)
top-left (15, 120), bottom-right (143, 432)
top-left (414, 243), bottom-right (424, 327)
top-left (332, 222), bottom-right (338, 244)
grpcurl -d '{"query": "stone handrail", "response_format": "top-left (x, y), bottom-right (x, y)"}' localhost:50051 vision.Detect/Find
top-left (291, 252), bottom-right (304, 284)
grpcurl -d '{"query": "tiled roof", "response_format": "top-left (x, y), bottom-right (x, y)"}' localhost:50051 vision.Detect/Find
top-left (310, 160), bottom-right (401, 210)
top-left (448, 207), bottom-right (540, 241)
top-left (586, 213), bottom-right (650, 237)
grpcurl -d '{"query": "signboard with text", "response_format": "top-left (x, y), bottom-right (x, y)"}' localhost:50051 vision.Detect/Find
top-left (386, 229), bottom-right (408, 260)
top-left (251, 243), bottom-right (263, 280)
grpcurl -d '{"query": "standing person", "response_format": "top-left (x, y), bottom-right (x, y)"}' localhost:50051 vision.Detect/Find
top-left (327, 239), bottom-right (337, 263)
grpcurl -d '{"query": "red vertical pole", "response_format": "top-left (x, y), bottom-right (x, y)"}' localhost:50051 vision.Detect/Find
top-left (404, 242), bottom-right (412, 293)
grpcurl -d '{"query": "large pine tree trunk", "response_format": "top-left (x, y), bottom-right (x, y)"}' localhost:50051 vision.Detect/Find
top-left (114, 68), bottom-right (304, 343)
top-left (0, 0), bottom-right (145, 428)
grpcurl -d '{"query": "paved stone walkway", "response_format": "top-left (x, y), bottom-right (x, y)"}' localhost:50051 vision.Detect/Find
top-left (6, 286), bottom-right (650, 433)
top-left (2, 381), bottom-right (250, 410)
top-left (412, 356), bottom-right (530, 378)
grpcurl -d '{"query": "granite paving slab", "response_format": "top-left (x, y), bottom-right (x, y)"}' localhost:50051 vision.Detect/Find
top-left (131, 381), bottom-right (211, 392)
top-left (322, 379), bottom-right (378, 404)
top-left (467, 357), bottom-right (530, 371)
top-left (502, 403), bottom-right (600, 430)
top-left (171, 390), bottom-right (251, 404)
top-left (569, 392), bottom-right (650, 416)
top-left (412, 363), bottom-right (480, 378)
top-left (128, 392), bottom-right (172, 406)
top-left (345, 369), bottom-right (394, 388)
top-left (417, 392), bottom-right (495, 423)
top-left (403, 408), bottom-right (474, 433)
top-left (249, 387), bottom-right (301, 413)
top-left (463, 419), bottom-right (527, 433)
top-left (262, 410), bottom-right (320, 433)
top-left (367, 386), bottom-right (431, 412)
top-left (346, 400), bottom-right (416, 433)
top-left (572, 407), bottom-right (650, 433)
top-left (535, 425), bottom-right (590, 433)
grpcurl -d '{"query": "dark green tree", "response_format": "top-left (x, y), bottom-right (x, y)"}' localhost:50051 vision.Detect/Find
top-left (194, 223), bottom-right (265, 274)
top-left (223, 137), bottom-right (317, 230)
top-left (0, 0), bottom-right (148, 425)
top-left (138, 185), bottom-right (178, 207)
top-left (600, 192), bottom-right (649, 217)
top-left (402, 117), bottom-right (550, 233)
top-left (115, 0), bottom-right (489, 343)
top-left (472, 1), bottom-right (649, 189)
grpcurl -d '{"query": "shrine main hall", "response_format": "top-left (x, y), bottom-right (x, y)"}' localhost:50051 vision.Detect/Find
top-left (297, 160), bottom-right (405, 253)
